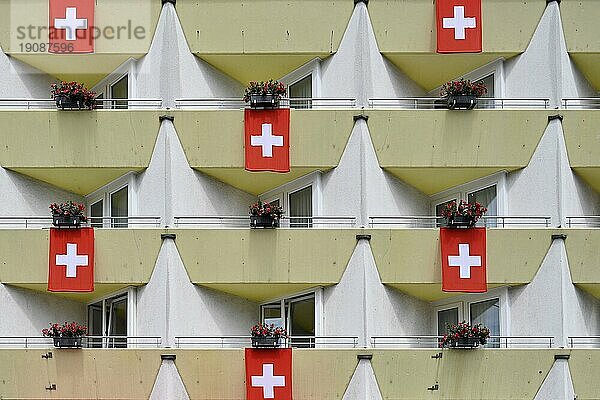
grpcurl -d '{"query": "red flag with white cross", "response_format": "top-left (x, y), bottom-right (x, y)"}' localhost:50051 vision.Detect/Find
top-left (48, 228), bottom-right (94, 292)
top-left (440, 227), bottom-right (487, 292)
top-left (245, 348), bottom-right (292, 400)
top-left (436, 0), bottom-right (482, 53)
top-left (49, 0), bottom-right (95, 54)
top-left (245, 109), bottom-right (290, 172)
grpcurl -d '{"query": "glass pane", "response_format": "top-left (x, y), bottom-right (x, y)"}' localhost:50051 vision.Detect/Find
top-left (111, 187), bottom-right (128, 228)
top-left (437, 307), bottom-right (459, 336)
top-left (289, 75), bottom-right (312, 109)
top-left (470, 298), bottom-right (500, 347)
top-left (262, 304), bottom-right (283, 328)
top-left (468, 185), bottom-right (497, 227)
top-left (435, 199), bottom-right (456, 227)
top-left (289, 297), bottom-right (315, 347)
top-left (90, 200), bottom-right (103, 228)
top-left (108, 297), bottom-right (128, 348)
top-left (111, 75), bottom-right (128, 109)
top-left (289, 186), bottom-right (312, 228)
top-left (88, 302), bottom-right (103, 347)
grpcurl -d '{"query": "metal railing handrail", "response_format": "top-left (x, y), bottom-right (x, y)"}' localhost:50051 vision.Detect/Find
top-left (174, 335), bottom-right (359, 348)
top-left (0, 335), bottom-right (162, 348)
top-left (0, 216), bottom-right (162, 228)
top-left (175, 97), bottom-right (357, 109)
top-left (371, 335), bottom-right (554, 348)
top-left (566, 216), bottom-right (600, 227)
top-left (0, 98), bottom-right (162, 109)
top-left (173, 215), bottom-right (356, 228)
top-left (562, 98), bottom-right (600, 109)
top-left (368, 97), bottom-right (550, 109)
top-left (568, 336), bottom-right (600, 348)
top-left (368, 215), bottom-right (552, 228)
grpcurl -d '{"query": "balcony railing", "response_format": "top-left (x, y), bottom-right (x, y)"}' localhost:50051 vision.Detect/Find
top-left (368, 98), bottom-right (551, 109)
top-left (0, 98), bottom-right (162, 110)
top-left (370, 336), bottom-right (555, 349)
top-left (566, 216), bottom-right (600, 228)
top-left (0, 216), bottom-right (162, 229)
top-left (173, 216), bottom-right (356, 228)
top-left (0, 336), bottom-right (162, 348)
top-left (562, 98), bottom-right (600, 109)
top-left (368, 216), bottom-right (552, 228)
top-left (568, 336), bottom-right (600, 348)
top-left (174, 98), bottom-right (357, 109)
top-left (174, 336), bottom-right (359, 349)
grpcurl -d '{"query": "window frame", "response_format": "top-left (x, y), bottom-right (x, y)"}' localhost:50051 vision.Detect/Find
top-left (279, 58), bottom-right (322, 100)
top-left (86, 286), bottom-right (137, 346)
top-left (259, 171), bottom-right (323, 220)
top-left (259, 288), bottom-right (324, 338)
top-left (86, 172), bottom-right (137, 228)
top-left (430, 171), bottom-right (507, 217)
top-left (428, 58), bottom-right (505, 99)
top-left (91, 58), bottom-right (137, 106)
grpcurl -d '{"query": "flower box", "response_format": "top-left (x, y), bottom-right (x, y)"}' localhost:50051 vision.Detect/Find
top-left (55, 94), bottom-right (84, 110)
top-left (443, 215), bottom-right (475, 228)
top-left (53, 336), bottom-right (83, 349)
top-left (52, 214), bottom-right (84, 228)
top-left (251, 336), bottom-right (281, 348)
top-left (249, 93), bottom-right (280, 109)
top-left (250, 215), bottom-right (280, 228)
top-left (446, 94), bottom-right (478, 110)
top-left (449, 337), bottom-right (480, 349)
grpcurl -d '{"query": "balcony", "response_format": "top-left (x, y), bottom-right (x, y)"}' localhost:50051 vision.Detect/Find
top-left (0, 348), bottom-right (596, 399)
top-left (365, 109), bottom-right (554, 194)
top-left (368, 0), bottom-right (547, 90)
top-left (175, 109), bottom-right (356, 194)
top-left (561, 1), bottom-right (600, 90)
top-left (0, 228), bottom-right (162, 301)
top-left (0, 109), bottom-right (162, 194)
top-left (0, 0), bottom-right (161, 86)
top-left (176, 0), bottom-right (355, 84)
top-left (561, 110), bottom-right (600, 192)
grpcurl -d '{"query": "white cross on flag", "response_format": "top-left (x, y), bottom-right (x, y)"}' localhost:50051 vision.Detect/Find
top-left (245, 109), bottom-right (290, 172)
top-left (245, 348), bottom-right (292, 400)
top-left (440, 227), bottom-right (487, 292)
top-left (49, 0), bottom-right (95, 53)
top-left (436, 0), bottom-right (482, 53)
top-left (48, 228), bottom-right (94, 292)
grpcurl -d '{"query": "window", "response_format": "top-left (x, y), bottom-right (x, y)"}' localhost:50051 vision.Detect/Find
top-left (260, 172), bottom-right (321, 228)
top-left (91, 59), bottom-right (136, 109)
top-left (433, 288), bottom-right (507, 348)
top-left (289, 75), bottom-right (312, 109)
top-left (261, 291), bottom-right (320, 348)
top-left (86, 172), bottom-right (136, 228)
top-left (87, 288), bottom-right (136, 348)
top-left (431, 172), bottom-right (506, 227)
top-left (475, 74), bottom-right (494, 98)
top-left (110, 75), bottom-right (128, 109)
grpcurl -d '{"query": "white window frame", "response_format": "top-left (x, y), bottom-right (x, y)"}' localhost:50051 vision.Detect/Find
top-left (86, 172), bottom-right (138, 227)
top-left (430, 171), bottom-right (508, 217)
top-left (86, 287), bottom-right (137, 342)
top-left (279, 58), bottom-right (322, 99)
top-left (428, 58), bottom-right (505, 98)
top-left (260, 288), bottom-right (324, 337)
top-left (431, 287), bottom-right (509, 337)
top-left (259, 171), bottom-right (323, 218)
top-left (91, 58), bottom-right (137, 101)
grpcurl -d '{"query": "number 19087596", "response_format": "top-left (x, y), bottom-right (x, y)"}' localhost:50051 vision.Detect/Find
top-left (19, 43), bottom-right (75, 53)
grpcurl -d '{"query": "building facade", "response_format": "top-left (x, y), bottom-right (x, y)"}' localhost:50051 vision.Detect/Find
top-left (0, 0), bottom-right (599, 398)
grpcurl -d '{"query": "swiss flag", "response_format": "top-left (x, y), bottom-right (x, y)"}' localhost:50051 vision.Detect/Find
top-left (436, 0), bottom-right (482, 53)
top-left (48, 228), bottom-right (94, 292)
top-left (440, 227), bottom-right (487, 292)
top-left (49, 0), bottom-right (95, 54)
top-left (246, 348), bottom-right (292, 400)
top-left (245, 109), bottom-right (290, 173)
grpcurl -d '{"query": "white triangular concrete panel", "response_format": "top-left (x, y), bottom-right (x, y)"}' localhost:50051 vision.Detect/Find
top-left (320, 3), bottom-right (423, 107)
top-left (137, 238), bottom-right (258, 347)
top-left (504, 2), bottom-right (595, 107)
top-left (533, 359), bottom-right (575, 400)
top-left (0, 285), bottom-right (85, 336)
top-left (149, 359), bottom-right (190, 400)
top-left (0, 46), bottom-right (54, 98)
top-left (136, 3), bottom-right (243, 108)
top-left (342, 359), bottom-right (383, 400)
top-left (136, 119), bottom-right (256, 226)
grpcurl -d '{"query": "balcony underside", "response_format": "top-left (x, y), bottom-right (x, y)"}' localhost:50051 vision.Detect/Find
top-left (1, 349), bottom-right (597, 399)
